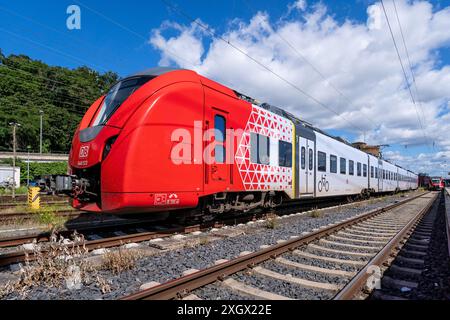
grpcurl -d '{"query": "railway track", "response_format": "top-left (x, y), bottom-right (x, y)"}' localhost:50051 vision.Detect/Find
top-left (0, 217), bottom-right (260, 267)
top-left (0, 201), bottom-right (69, 210)
top-left (0, 191), bottom-right (418, 264)
top-left (368, 191), bottom-right (445, 300)
top-left (0, 191), bottom-right (424, 268)
top-left (0, 209), bottom-right (79, 222)
top-left (0, 195), bottom-right (66, 204)
top-left (118, 191), bottom-right (437, 300)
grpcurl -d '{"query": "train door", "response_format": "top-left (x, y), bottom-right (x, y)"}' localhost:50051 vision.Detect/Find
top-left (299, 137), bottom-right (315, 196)
top-left (207, 110), bottom-right (229, 187)
top-left (378, 160), bottom-right (383, 192)
top-left (203, 89), bottom-right (232, 194)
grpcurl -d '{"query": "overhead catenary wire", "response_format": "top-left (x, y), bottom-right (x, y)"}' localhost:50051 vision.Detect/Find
top-left (0, 74), bottom-right (91, 115)
top-left (241, 0), bottom-right (379, 131)
top-left (161, 0), bottom-right (365, 133)
top-left (0, 65), bottom-right (97, 105)
top-left (0, 63), bottom-right (90, 93)
top-left (73, 0), bottom-right (206, 72)
top-left (0, 5), bottom-right (133, 69)
top-left (391, 0), bottom-right (430, 148)
top-left (0, 27), bottom-right (111, 73)
top-left (380, 0), bottom-right (431, 150)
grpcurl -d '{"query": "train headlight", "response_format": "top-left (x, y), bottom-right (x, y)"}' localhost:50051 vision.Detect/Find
top-left (102, 136), bottom-right (118, 160)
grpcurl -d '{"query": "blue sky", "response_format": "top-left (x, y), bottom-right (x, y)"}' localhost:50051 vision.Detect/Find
top-left (0, 0), bottom-right (380, 75)
top-left (1, 0), bottom-right (449, 175)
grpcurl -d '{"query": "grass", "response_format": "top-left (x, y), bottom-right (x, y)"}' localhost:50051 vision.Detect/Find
top-left (0, 186), bottom-right (29, 195)
top-left (26, 206), bottom-right (68, 232)
top-left (198, 237), bottom-right (210, 246)
top-left (101, 248), bottom-right (143, 275)
top-left (0, 205), bottom-right (70, 231)
top-left (264, 213), bottom-right (279, 229)
top-left (0, 233), bottom-right (113, 299)
top-left (310, 209), bottom-right (323, 218)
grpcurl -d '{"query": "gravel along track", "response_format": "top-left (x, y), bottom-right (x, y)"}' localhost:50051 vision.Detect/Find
top-left (0, 191), bottom-right (429, 300)
top-left (369, 192), bottom-right (450, 300)
top-left (186, 193), bottom-right (436, 300)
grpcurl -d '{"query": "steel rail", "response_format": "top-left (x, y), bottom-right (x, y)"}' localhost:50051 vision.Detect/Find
top-left (0, 209), bottom-right (79, 222)
top-left (0, 201), bottom-right (68, 209)
top-left (334, 192), bottom-right (437, 299)
top-left (120, 191), bottom-right (431, 300)
top-left (0, 190), bottom-right (400, 249)
top-left (0, 212), bottom-right (267, 266)
top-left (0, 223), bottom-right (217, 267)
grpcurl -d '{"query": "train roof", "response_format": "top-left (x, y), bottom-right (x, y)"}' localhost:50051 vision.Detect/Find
top-left (126, 67), bottom-right (184, 78)
top-left (234, 90), bottom-right (418, 175)
top-left (123, 68), bottom-right (417, 175)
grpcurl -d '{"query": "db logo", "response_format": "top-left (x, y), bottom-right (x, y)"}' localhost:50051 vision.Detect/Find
top-left (167, 193), bottom-right (180, 205)
top-left (79, 146), bottom-right (90, 158)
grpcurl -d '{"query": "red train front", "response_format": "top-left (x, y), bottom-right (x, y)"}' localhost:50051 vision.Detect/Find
top-left (66, 67), bottom-right (287, 215)
top-left (429, 177), bottom-right (444, 190)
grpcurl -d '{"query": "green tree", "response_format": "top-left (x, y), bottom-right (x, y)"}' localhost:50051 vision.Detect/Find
top-left (0, 51), bottom-right (119, 153)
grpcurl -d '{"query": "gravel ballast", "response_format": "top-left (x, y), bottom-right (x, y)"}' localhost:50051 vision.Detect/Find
top-left (0, 191), bottom-right (424, 300)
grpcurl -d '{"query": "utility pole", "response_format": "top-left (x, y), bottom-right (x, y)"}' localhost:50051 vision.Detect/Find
top-left (9, 122), bottom-right (21, 199)
top-left (27, 145), bottom-right (31, 187)
top-left (39, 110), bottom-right (44, 154)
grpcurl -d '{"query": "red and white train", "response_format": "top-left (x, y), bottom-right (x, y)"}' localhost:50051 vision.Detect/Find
top-left (53, 68), bottom-right (418, 217)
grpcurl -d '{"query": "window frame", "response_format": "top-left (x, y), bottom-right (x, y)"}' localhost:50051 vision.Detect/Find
top-left (214, 115), bottom-right (226, 163)
top-left (318, 151), bottom-right (327, 172)
top-left (330, 154), bottom-right (337, 174)
top-left (279, 140), bottom-right (292, 168)
top-left (340, 157), bottom-right (346, 175)
top-left (250, 133), bottom-right (270, 165)
top-left (301, 146), bottom-right (306, 170)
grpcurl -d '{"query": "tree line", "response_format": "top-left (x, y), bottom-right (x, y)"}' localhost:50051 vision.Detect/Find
top-left (0, 49), bottom-right (119, 153)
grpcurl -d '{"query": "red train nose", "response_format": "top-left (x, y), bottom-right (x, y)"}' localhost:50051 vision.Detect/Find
top-left (70, 125), bottom-right (121, 170)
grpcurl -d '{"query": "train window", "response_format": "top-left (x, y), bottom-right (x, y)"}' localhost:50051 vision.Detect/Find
top-left (279, 141), bottom-right (292, 167)
top-left (250, 133), bottom-right (270, 165)
top-left (318, 151), bottom-right (326, 172)
top-left (92, 76), bottom-right (154, 126)
top-left (363, 164), bottom-right (367, 177)
top-left (330, 155), bottom-right (337, 173)
top-left (375, 167), bottom-right (378, 178)
top-left (340, 158), bottom-right (346, 174)
top-left (349, 160), bottom-right (354, 175)
top-left (309, 149), bottom-right (313, 171)
top-left (357, 162), bottom-right (362, 176)
top-left (214, 115), bottom-right (226, 163)
top-left (301, 147), bottom-right (306, 169)
top-left (371, 166), bottom-right (374, 178)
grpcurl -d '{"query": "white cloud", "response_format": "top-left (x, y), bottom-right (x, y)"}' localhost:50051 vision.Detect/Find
top-left (149, 0), bottom-right (450, 176)
top-left (290, 0), bottom-right (307, 12)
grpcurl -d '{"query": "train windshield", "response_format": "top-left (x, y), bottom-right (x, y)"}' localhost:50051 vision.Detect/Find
top-left (92, 76), bottom-right (154, 126)
top-left (431, 178), bottom-right (441, 183)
